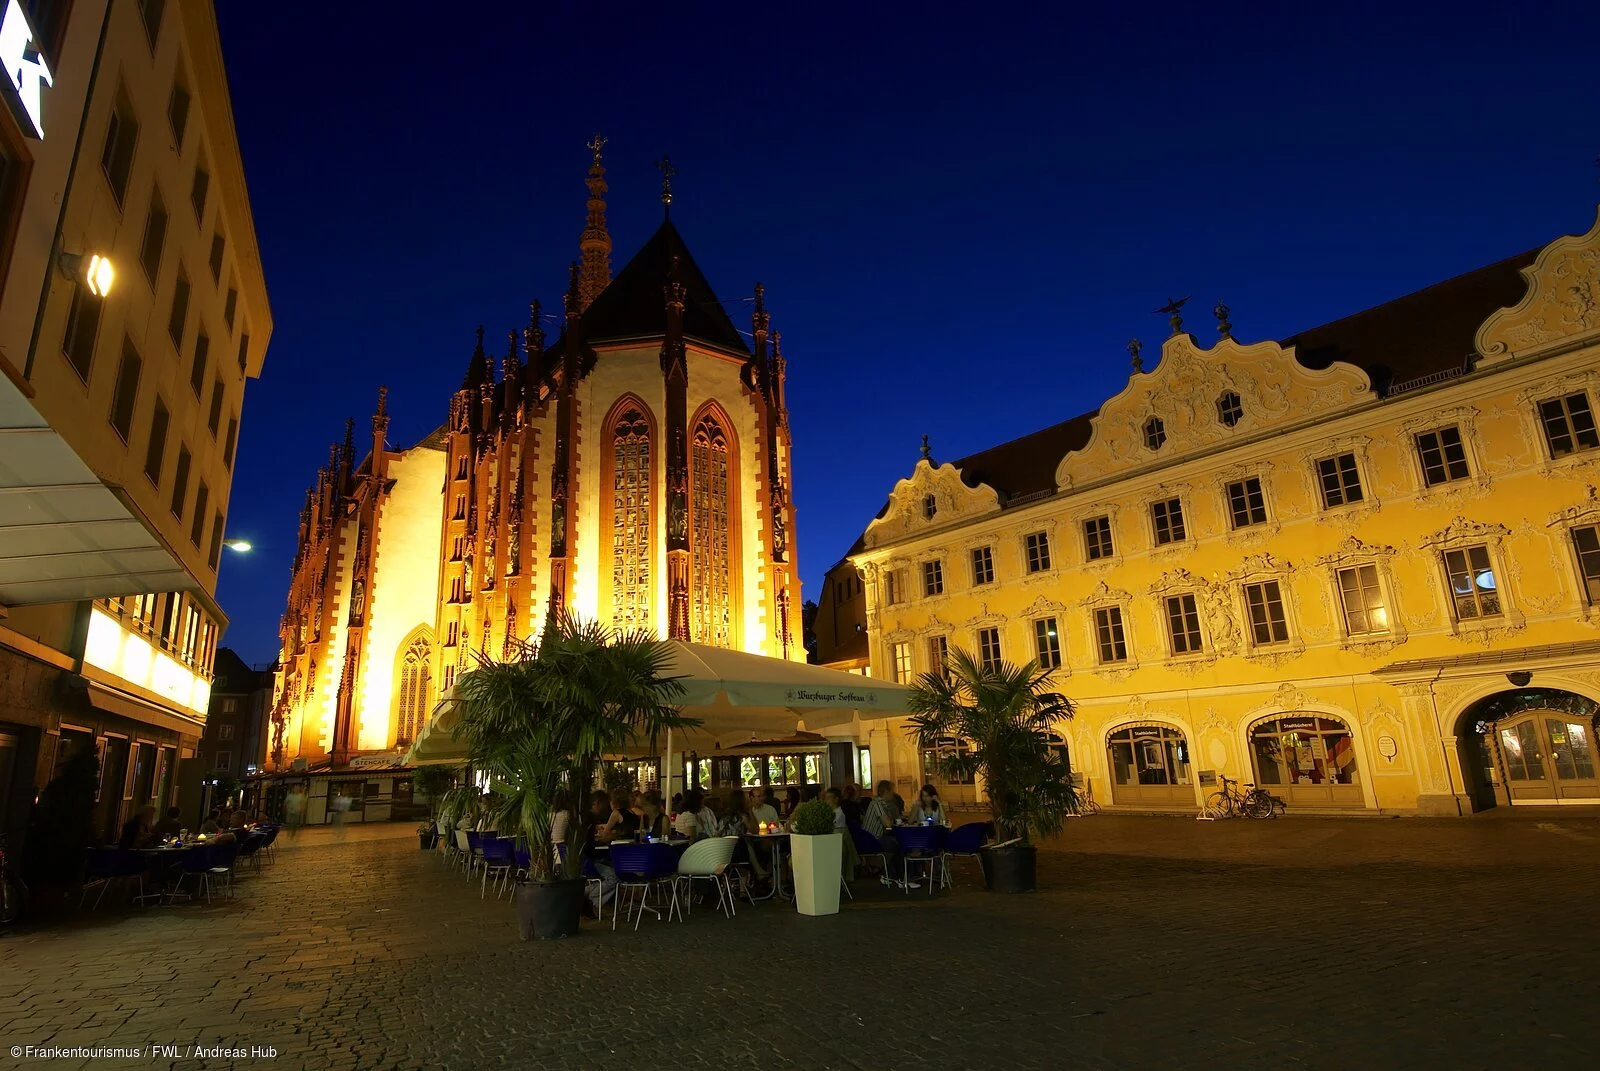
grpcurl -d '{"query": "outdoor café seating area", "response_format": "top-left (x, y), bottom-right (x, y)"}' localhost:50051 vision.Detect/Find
top-left (78, 818), bottom-right (281, 911)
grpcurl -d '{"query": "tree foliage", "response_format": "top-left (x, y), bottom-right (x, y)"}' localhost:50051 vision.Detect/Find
top-left (905, 649), bottom-right (1076, 844)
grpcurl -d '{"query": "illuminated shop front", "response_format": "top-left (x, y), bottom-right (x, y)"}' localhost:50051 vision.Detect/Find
top-left (1107, 723), bottom-right (1193, 808)
top-left (1248, 714), bottom-right (1362, 808)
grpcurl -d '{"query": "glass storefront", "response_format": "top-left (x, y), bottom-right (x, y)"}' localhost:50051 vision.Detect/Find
top-left (1493, 713), bottom-right (1600, 802)
top-left (1107, 724), bottom-right (1193, 807)
top-left (1249, 714), bottom-right (1363, 808)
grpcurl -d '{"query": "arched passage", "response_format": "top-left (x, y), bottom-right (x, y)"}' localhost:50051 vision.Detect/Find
top-left (1456, 688), bottom-right (1600, 809)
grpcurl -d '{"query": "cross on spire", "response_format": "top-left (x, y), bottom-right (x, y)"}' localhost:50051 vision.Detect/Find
top-left (655, 156), bottom-right (677, 215)
top-left (586, 132), bottom-right (607, 165)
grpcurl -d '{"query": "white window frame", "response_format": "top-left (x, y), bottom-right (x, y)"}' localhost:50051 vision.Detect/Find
top-left (1032, 616), bottom-right (1062, 669)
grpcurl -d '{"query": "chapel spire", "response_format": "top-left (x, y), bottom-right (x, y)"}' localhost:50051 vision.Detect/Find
top-left (578, 135), bottom-right (612, 311)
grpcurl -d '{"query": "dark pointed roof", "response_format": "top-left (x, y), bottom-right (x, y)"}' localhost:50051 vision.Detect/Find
top-left (578, 220), bottom-right (749, 354)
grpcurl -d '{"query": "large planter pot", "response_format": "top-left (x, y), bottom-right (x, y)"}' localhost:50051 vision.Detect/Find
top-left (516, 878), bottom-right (585, 940)
top-left (791, 831), bottom-right (844, 916)
top-left (979, 844), bottom-right (1036, 893)
top-left (418, 831), bottom-right (438, 850)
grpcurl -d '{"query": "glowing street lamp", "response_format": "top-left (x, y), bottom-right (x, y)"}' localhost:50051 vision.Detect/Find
top-left (221, 539), bottom-right (252, 553)
top-left (57, 250), bottom-right (116, 297)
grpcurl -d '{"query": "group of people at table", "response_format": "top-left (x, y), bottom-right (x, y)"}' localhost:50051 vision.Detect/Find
top-left (508, 779), bottom-right (952, 909)
top-left (116, 804), bottom-right (266, 851)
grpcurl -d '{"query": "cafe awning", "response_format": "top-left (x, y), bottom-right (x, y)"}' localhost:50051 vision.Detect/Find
top-left (402, 642), bottom-right (911, 765)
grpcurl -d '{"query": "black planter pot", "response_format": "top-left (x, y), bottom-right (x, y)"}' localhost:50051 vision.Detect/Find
top-left (516, 878), bottom-right (586, 940)
top-left (418, 831), bottom-right (438, 851)
top-left (979, 844), bottom-right (1037, 893)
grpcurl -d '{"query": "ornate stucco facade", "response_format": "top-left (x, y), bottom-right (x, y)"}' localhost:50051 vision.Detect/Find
top-left (821, 207), bottom-right (1600, 816)
top-left (271, 150), bottom-right (801, 771)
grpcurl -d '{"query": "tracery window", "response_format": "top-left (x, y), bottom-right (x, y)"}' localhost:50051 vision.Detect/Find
top-left (395, 635), bottom-right (433, 746)
top-left (691, 413), bottom-right (732, 646)
top-left (610, 408), bottom-right (652, 631)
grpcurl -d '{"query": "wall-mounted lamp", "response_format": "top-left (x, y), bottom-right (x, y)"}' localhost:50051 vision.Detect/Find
top-left (58, 251), bottom-right (115, 297)
top-left (221, 539), bottom-right (253, 553)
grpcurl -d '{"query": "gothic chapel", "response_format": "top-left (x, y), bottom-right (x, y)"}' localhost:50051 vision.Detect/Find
top-left (272, 145), bottom-right (801, 768)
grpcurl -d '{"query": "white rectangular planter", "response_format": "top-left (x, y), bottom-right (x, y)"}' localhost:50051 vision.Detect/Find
top-left (790, 831), bottom-right (843, 916)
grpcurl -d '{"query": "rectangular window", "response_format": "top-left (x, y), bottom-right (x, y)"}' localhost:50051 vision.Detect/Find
top-left (190, 165), bottom-right (209, 221)
top-left (1336, 564), bottom-right (1388, 635)
top-left (1539, 393), bottom-right (1600, 457)
top-left (450, 577), bottom-right (464, 603)
top-left (208, 512), bottom-right (224, 569)
top-left (921, 559), bottom-right (944, 597)
top-left (215, 750), bottom-right (231, 772)
top-left (138, 0), bottom-right (164, 45)
top-left (143, 397), bottom-right (169, 485)
top-left (1152, 497), bottom-right (1186, 545)
top-left (1084, 515), bottom-right (1114, 560)
top-left (108, 343), bottom-right (142, 442)
top-left (222, 416), bottom-right (238, 469)
top-left (1033, 617), bottom-right (1062, 669)
top-left (61, 285), bottom-right (102, 381)
top-left (208, 380), bottom-right (223, 437)
top-left (100, 90), bottom-right (138, 207)
top-left (890, 641), bottom-right (912, 684)
top-left (190, 483), bottom-right (209, 546)
top-left (208, 232), bottom-right (225, 282)
top-left (1243, 580), bottom-right (1290, 645)
top-left (168, 269), bottom-right (189, 351)
top-left (139, 189), bottom-right (167, 285)
top-left (1226, 477), bottom-right (1267, 528)
top-left (450, 536), bottom-right (463, 562)
top-left (970, 545), bottom-right (994, 586)
top-left (1024, 531), bottom-right (1052, 573)
top-left (1093, 606), bottom-right (1128, 663)
top-left (452, 495), bottom-right (465, 521)
top-left (454, 455), bottom-right (469, 480)
top-left (1317, 452), bottom-right (1364, 508)
top-left (167, 82), bottom-right (190, 146)
top-left (976, 627), bottom-right (1001, 671)
top-left (237, 331), bottom-right (250, 372)
top-left (1574, 527), bottom-right (1600, 605)
top-left (188, 331), bottom-right (208, 397)
top-left (170, 444), bottom-right (190, 519)
top-left (1165, 593), bottom-right (1203, 654)
top-left (927, 635), bottom-right (948, 678)
top-left (224, 289), bottom-right (238, 332)
top-left (1415, 426), bottom-right (1471, 486)
top-left (1443, 545), bottom-right (1501, 620)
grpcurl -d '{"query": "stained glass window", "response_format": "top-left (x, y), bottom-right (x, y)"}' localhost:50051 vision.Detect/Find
top-left (691, 414), bottom-right (732, 646)
top-left (611, 409), bottom-right (651, 630)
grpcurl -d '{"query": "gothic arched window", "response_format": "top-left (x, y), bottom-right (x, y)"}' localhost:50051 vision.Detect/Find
top-left (395, 634), bottom-right (433, 746)
top-left (691, 411), bottom-right (734, 647)
top-left (607, 405), bottom-right (652, 631)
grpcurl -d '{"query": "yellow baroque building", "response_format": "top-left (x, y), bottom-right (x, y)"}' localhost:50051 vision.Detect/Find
top-left (818, 207), bottom-right (1600, 816)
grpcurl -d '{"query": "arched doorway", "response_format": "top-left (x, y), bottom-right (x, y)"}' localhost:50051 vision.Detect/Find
top-left (1459, 689), bottom-right (1600, 807)
top-left (1107, 723), bottom-right (1193, 807)
top-left (1247, 713), bottom-right (1363, 809)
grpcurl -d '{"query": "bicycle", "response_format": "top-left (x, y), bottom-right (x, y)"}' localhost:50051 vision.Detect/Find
top-left (1206, 775), bottom-right (1283, 819)
top-left (1067, 780), bottom-right (1102, 818)
top-left (1, 832), bottom-right (28, 926)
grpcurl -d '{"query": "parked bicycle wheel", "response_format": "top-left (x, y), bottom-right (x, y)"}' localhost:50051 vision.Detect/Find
top-left (1206, 791), bottom-right (1235, 818)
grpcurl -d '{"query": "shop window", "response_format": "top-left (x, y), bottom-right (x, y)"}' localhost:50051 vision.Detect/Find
top-left (1442, 545), bottom-right (1500, 620)
top-left (1226, 477), bottom-right (1266, 529)
top-left (970, 545), bottom-right (994, 586)
top-left (1084, 515), bottom-right (1114, 560)
top-left (1316, 452), bottom-right (1364, 508)
top-left (1151, 498), bottom-right (1185, 545)
top-left (1538, 393), bottom-right (1599, 458)
top-left (1415, 426), bottom-right (1470, 486)
top-left (1250, 716), bottom-right (1359, 788)
top-left (1108, 725), bottom-right (1190, 787)
top-left (1335, 564), bottom-right (1388, 635)
top-left (1093, 606), bottom-right (1128, 663)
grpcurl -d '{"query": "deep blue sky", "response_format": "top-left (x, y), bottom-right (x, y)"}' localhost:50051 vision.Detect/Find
top-left (212, 2), bottom-right (1600, 666)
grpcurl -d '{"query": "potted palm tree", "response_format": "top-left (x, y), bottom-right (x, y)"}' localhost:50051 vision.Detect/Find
top-left (453, 614), bottom-right (692, 939)
top-left (411, 765), bottom-right (456, 849)
top-left (789, 797), bottom-right (843, 916)
top-left (906, 649), bottom-right (1076, 893)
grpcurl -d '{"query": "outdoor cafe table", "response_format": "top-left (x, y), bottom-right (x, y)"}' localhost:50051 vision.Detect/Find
top-left (742, 831), bottom-right (791, 902)
top-left (136, 841), bottom-right (210, 903)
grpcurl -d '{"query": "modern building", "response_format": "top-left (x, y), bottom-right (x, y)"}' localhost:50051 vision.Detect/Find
top-left (271, 145), bottom-right (802, 786)
top-left (818, 206), bottom-right (1600, 816)
top-left (0, 0), bottom-right (271, 848)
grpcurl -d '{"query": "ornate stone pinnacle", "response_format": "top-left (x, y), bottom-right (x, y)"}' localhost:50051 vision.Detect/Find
top-left (1155, 296), bottom-right (1189, 337)
top-left (1214, 301), bottom-right (1233, 340)
top-left (1128, 338), bottom-right (1144, 373)
top-left (920, 434), bottom-right (932, 462)
top-left (655, 156), bottom-right (677, 209)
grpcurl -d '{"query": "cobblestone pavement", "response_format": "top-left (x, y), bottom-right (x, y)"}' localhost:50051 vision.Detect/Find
top-left (3, 814), bottom-right (1598, 1070)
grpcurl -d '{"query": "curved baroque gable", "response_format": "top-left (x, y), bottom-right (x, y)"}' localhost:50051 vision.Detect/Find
top-left (862, 459), bottom-right (1001, 550)
top-left (1055, 335), bottom-right (1371, 490)
top-left (1477, 206), bottom-right (1600, 365)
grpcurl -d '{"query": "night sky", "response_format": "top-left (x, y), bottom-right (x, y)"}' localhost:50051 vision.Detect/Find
top-left (211, 2), bottom-right (1600, 666)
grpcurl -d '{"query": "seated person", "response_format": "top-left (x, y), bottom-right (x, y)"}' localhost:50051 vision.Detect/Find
top-left (672, 789), bottom-right (704, 838)
top-left (638, 790), bottom-right (671, 839)
top-left (695, 792), bottom-right (719, 841)
top-left (152, 806), bottom-right (183, 839)
top-left (605, 790), bottom-right (640, 840)
top-left (587, 791), bottom-right (615, 843)
top-left (198, 808), bottom-right (224, 835)
top-left (119, 805), bottom-right (157, 849)
top-left (863, 780), bottom-right (916, 889)
top-left (748, 786), bottom-right (780, 830)
top-left (906, 784), bottom-right (950, 827)
top-left (823, 787), bottom-right (847, 830)
top-left (229, 809), bottom-right (252, 830)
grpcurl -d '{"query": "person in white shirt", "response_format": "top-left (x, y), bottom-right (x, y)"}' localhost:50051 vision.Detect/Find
top-left (824, 787), bottom-right (847, 830)
top-left (671, 789), bottom-right (702, 838)
top-left (748, 785), bottom-right (780, 829)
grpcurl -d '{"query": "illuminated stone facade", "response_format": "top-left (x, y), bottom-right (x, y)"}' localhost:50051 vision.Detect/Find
top-left (820, 207), bottom-right (1600, 815)
top-left (272, 151), bottom-right (801, 769)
